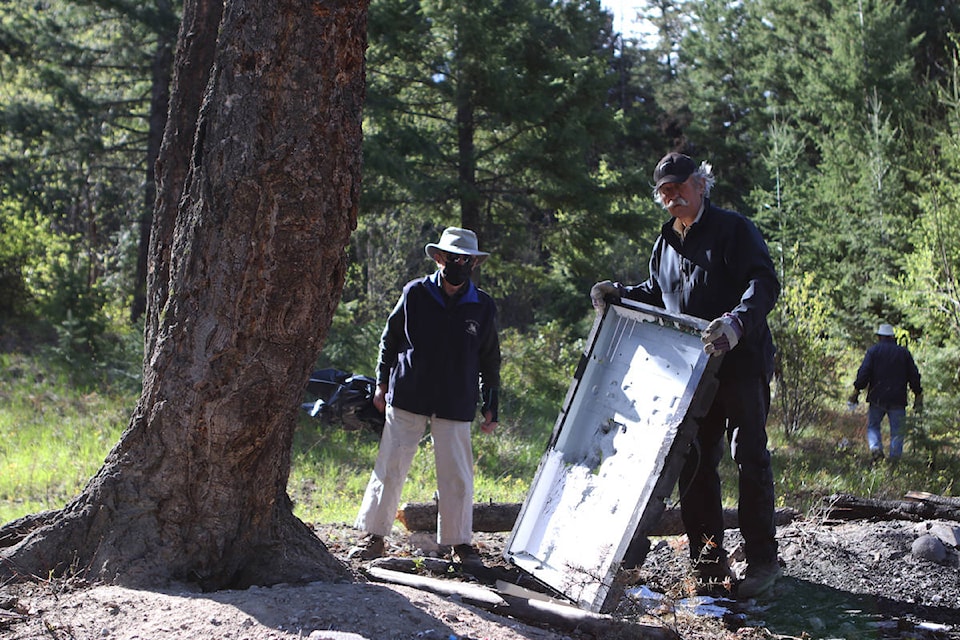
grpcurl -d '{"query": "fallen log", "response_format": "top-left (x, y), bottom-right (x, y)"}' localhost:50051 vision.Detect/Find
top-left (369, 556), bottom-right (454, 575)
top-left (821, 493), bottom-right (960, 522)
top-left (364, 566), bottom-right (677, 639)
top-left (649, 504), bottom-right (800, 536)
top-left (398, 501), bottom-right (799, 535)
top-left (905, 491), bottom-right (960, 508)
top-left (398, 501), bottom-right (520, 533)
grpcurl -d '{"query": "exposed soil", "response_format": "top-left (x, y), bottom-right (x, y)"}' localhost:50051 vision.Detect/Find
top-left (1, 516), bottom-right (958, 640)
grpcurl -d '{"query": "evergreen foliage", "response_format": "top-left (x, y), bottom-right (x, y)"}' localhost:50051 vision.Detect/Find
top-left (358, 0), bottom-right (638, 329)
top-left (0, 0), bottom-right (170, 345)
top-left (2, 0), bottom-right (960, 469)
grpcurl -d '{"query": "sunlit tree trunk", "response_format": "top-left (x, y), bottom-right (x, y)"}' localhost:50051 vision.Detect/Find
top-left (1, 0), bottom-right (368, 590)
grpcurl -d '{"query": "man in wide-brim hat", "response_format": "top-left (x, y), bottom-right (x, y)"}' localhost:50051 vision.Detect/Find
top-left (424, 227), bottom-right (490, 266)
top-left (348, 227), bottom-right (501, 566)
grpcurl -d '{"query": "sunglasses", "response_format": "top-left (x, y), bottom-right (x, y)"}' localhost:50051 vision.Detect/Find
top-left (442, 253), bottom-right (474, 265)
top-left (657, 178), bottom-right (691, 199)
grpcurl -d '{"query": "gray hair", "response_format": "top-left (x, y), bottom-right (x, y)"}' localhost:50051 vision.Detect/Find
top-left (652, 161), bottom-right (716, 206)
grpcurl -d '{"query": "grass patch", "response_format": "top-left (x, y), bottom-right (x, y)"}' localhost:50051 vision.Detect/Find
top-left (288, 420), bottom-right (380, 524)
top-left (2, 348), bottom-right (959, 532)
top-left (0, 353), bottom-right (130, 524)
top-left (288, 416), bottom-right (549, 525)
top-left (768, 405), bottom-right (960, 516)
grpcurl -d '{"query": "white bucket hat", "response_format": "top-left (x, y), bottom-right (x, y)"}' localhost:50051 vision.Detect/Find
top-left (876, 323), bottom-right (895, 337)
top-left (425, 227), bottom-right (490, 263)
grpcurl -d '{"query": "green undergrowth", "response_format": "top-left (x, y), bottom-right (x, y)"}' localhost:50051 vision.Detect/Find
top-left (767, 408), bottom-right (960, 516)
top-left (288, 415), bottom-right (549, 525)
top-left (0, 352), bottom-right (131, 524)
top-left (2, 348), bottom-right (959, 529)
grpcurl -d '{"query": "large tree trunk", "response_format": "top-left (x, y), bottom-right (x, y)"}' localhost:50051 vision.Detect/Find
top-left (131, 0), bottom-right (178, 324)
top-left (147, 0), bottom-right (223, 352)
top-left (1, 0), bottom-right (369, 591)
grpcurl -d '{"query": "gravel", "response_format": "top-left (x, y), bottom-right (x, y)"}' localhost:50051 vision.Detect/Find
top-left (1, 518), bottom-right (958, 640)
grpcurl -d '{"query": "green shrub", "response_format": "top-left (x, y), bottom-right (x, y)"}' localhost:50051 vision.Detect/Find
top-left (769, 271), bottom-right (843, 439)
top-left (0, 201), bottom-right (75, 319)
top-left (315, 299), bottom-right (381, 375)
top-left (498, 319), bottom-right (583, 439)
top-left (4, 316), bottom-right (959, 532)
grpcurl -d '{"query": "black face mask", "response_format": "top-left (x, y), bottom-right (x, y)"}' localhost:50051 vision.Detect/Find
top-left (442, 262), bottom-right (471, 286)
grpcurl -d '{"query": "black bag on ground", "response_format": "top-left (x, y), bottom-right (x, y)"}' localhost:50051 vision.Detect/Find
top-left (302, 368), bottom-right (384, 434)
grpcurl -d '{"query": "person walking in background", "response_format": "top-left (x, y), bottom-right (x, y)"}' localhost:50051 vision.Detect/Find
top-left (847, 323), bottom-right (922, 466)
top-left (590, 152), bottom-right (782, 599)
top-left (348, 227), bottom-right (501, 565)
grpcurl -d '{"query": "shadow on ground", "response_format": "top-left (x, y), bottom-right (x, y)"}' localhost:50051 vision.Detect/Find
top-left (733, 576), bottom-right (959, 639)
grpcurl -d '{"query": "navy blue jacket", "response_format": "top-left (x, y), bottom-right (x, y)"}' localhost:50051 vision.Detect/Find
top-left (854, 339), bottom-right (922, 407)
top-left (378, 272), bottom-right (500, 422)
top-left (621, 200), bottom-right (780, 379)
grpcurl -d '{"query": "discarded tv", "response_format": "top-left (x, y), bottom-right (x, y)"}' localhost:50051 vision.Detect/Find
top-left (503, 299), bottom-right (722, 613)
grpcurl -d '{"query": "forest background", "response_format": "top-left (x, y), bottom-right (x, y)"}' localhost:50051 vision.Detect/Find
top-left (2, 0), bottom-right (960, 526)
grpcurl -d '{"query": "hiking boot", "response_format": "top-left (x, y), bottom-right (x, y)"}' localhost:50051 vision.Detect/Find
top-left (453, 544), bottom-right (482, 567)
top-left (870, 449), bottom-right (884, 465)
top-left (347, 534), bottom-right (384, 560)
top-left (737, 559), bottom-right (782, 598)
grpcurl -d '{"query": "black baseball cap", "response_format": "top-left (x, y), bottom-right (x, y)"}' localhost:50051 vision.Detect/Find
top-left (653, 152), bottom-right (696, 189)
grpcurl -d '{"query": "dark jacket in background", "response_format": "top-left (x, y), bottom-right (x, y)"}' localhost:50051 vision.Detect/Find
top-left (854, 340), bottom-right (922, 407)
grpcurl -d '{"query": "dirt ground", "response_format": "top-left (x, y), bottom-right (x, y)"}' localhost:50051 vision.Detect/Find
top-left (1, 516), bottom-right (959, 640)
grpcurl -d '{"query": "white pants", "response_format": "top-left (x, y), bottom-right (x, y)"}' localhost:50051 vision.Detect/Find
top-left (354, 406), bottom-right (474, 545)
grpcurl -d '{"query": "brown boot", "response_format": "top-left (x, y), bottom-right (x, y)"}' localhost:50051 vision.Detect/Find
top-left (347, 534), bottom-right (385, 560)
top-left (737, 559), bottom-right (782, 598)
top-left (453, 544), bottom-right (482, 567)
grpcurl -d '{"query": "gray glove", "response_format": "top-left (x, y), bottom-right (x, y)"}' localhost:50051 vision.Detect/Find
top-left (590, 280), bottom-right (620, 312)
top-left (701, 314), bottom-right (743, 356)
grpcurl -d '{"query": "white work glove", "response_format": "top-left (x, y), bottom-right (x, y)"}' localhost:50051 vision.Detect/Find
top-left (590, 280), bottom-right (620, 312)
top-left (701, 314), bottom-right (743, 356)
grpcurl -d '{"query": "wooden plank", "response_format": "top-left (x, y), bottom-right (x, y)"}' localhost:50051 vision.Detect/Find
top-left (364, 567), bottom-right (505, 607)
top-left (363, 567), bottom-right (677, 639)
top-left (905, 491), bottom-right (960, 507)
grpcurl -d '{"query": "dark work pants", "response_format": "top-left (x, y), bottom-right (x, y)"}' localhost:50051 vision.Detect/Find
top-left (678, 372), bottom-right (777, 567)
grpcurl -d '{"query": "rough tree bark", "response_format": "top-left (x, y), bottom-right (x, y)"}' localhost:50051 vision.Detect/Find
top-left (1, 0), bottom-right (369, 590)
top-left (147, 0), bottom-right (223, 353)
top-left (131, 0), bottom-right (179, 324)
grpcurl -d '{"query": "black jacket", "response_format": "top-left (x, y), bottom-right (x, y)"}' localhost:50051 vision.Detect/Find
top-left (378, 272), bottom-right (500, 422)
top-left (854, 339), bottom-right (922, 407)
top-left (621, 199), bottom-right (780, 378)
